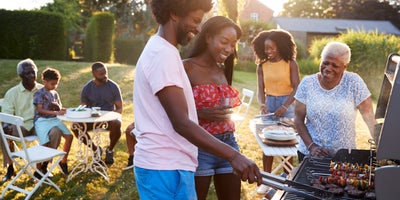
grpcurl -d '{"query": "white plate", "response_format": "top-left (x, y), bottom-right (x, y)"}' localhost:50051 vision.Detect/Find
top-left (263, 129), bottom-right (297, 141)
top-left (66, 108), bottom-right (91, 118)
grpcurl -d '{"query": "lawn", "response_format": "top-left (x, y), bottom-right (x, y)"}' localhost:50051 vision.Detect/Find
top-left (0, 59), bottom-right (372, 200)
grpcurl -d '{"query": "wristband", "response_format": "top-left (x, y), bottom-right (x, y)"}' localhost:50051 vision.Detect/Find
top-left (307, 142), bottom-right (315, 150)
top-left (282, 105), bottom-right (288, 110)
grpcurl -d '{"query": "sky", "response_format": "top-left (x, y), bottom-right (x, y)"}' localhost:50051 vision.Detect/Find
top-left (259, 0), bottom-right (289, 14)
top-left (0, 0), bottom-right (53, 10)
top-left (0, 0), bottom-right (289, 13)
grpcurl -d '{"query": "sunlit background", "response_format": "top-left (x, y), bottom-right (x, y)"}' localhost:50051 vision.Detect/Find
top-left (0, 0), bottom-right (288, 13)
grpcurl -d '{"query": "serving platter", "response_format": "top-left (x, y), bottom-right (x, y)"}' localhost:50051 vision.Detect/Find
top-left (263, 129), bottom-right (297, 141)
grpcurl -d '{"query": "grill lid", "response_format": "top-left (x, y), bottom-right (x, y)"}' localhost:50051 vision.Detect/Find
top-left (374, 53), bottom-right (400, 161)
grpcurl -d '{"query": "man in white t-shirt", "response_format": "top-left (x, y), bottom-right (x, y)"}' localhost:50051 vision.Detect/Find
top-left (133, 0), bottom-right (262, 199)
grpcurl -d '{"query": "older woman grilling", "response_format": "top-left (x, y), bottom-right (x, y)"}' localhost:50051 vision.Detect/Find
top-left (294, 41), bottom-right (377, 162)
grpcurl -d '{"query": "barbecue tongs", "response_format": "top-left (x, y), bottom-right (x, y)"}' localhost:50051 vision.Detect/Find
top-left (260, 171), bottom-right (334, 200)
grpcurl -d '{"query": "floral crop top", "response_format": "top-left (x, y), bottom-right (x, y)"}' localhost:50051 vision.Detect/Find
top-left (192, 84), bottom-right (241, 134)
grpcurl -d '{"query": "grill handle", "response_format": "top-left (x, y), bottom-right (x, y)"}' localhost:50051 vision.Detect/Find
top-left (260, 171), bottom-right (334, 199)
top-left (261, 177), bottom-right (325, 200)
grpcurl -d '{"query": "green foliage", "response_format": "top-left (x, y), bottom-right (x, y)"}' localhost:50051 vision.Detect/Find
top-left (235, 59), bottom-right (257, 72)
top-left (308, 31), bottom-right (400, 99)
top-left (114, 38), bottom-right (145, 65)
top-left (298, 58), bottom-right (319, 77)
top-left (84, 12), bottom-right (115, 62)
top-left (0, 10), bottom-right (66, 60)
top-left (238, 20), bottom-right (272, 44)
top-left (295, 39), bottom-right (307, 60)
top-left (217, 0), bottom-right (239, 21)
top-left (40, 0), bottom-right (84, 32)
top-left (281, 0), bottom-right (325, 18)
top-left (279, 0), bottom-right (400, 29)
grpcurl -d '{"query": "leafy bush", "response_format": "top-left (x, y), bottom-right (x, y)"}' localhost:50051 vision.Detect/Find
top-left (84, 12), bottom-right (115, 62)
top-left (114, 38), bottom-right (145, 65)
top-left (235, 59), bottom-right (256, 72)
top-left (295, 39), bottom-right (307, 60)
top-left (298, 58), bottom-right (319, 78)
top-left (239, 20), bottom-right (272, 44)
top-left (0, 10), bottom-right (66, 60)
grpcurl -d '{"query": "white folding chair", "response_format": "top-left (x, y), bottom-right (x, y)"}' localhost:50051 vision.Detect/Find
top-left (0, 113), bottom-right (66, 200)
top-left (231, 88), bottom-right (254, 129)
top-left (0, 98), bottom-right (39, 150)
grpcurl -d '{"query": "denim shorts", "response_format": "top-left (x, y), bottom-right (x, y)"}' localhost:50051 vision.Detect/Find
top-left (265, 95), bottom-right (294, 118)
top-left (195, 132), bottom-right (240, 176)
top-left (134, 166), bottom-right (196, 200)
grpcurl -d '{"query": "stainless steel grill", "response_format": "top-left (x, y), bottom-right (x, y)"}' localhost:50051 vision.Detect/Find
top-left (267, 54), bottom-right (400, 200)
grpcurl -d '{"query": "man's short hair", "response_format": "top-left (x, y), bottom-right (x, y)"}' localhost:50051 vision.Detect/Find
top-left (17, 58), bottom-right (38, 75)
top-left (91, 62), bottom-right (106, 72)
top-left (150, 0), bottom-right (213, 25)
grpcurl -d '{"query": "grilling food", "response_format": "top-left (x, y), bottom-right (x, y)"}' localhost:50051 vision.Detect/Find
top-left (310, 161), bottom-right (376, 198)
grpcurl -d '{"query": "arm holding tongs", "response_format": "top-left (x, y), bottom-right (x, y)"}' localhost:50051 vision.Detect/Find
top-left (260, 171), bottom-right (334, 199)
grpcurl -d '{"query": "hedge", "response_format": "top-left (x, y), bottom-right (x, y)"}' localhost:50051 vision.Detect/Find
top-left (84, 12), bottom-right (115, 62)
top-left (0, 10), bottom-right (66, 60)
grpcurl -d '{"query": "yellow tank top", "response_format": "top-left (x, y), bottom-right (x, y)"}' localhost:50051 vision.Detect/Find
top-left (262, 60), bottom-right (293, 96)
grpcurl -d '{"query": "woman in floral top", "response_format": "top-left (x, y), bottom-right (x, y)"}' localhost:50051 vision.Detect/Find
top-left (183, 16), bottom-right (243, 200)
top-left (294, 41), bottom-right (376, 162)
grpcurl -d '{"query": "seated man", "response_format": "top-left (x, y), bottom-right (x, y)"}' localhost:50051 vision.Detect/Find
top-left (1, 59), bottom-right (63, 181)
top-left (72, 62), bottom-right (122, 165)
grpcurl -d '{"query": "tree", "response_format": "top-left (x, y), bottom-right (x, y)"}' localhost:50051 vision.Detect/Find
top-left (217, 0), bottom-right (243, 22)
top-left (279, 0), bottom-right (400, 29)
top-left (218, 0), bottom-right (238, 22)
top-left (40, 0), bottom-right (87, 58)
top-left (334, 0), bottom-right (400, 28)
top-left (280, 0), bottom-right (330, 18)
top-left (40, 0), bottom-right (85, 32)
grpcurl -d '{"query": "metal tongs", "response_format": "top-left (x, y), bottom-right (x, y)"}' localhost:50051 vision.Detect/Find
top-left (260, 171), bottom-right (334, 200)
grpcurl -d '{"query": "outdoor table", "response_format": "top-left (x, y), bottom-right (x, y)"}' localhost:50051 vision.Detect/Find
top-left (250, 119), bottom-right (298, 174)
top-left (58, 110), bottom-right (121, 182)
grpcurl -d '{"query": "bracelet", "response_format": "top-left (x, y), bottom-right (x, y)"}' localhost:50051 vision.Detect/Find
top-left (307, 142), bottom-right (315, 150)
top-left (282, 105), bottom-right (288, 110)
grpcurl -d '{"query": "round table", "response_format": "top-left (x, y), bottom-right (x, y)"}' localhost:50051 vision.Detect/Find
top-left (58, 110), bottom-right (121, 182)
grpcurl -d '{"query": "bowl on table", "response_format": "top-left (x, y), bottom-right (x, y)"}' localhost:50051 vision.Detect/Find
top-left (66, 108), bottom-right (91, 118)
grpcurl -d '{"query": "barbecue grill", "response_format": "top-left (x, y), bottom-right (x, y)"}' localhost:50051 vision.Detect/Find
top-left (261, 54), bottom-right (400, 200)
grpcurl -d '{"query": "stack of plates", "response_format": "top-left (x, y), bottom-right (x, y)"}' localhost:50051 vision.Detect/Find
top-left (263, 129), bottom-right (297, 141)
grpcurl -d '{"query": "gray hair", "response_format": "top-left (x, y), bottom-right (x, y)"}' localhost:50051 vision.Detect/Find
top-left (321, 41), bottom-right (351, 65)
top-left (17, 58), bottom-right (38, 75)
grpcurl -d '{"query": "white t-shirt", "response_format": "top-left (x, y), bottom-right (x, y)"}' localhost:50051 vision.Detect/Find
top-left (295, 71), bottom-right (371, 155)
top-left (133, 35), bottom-right (199, 171)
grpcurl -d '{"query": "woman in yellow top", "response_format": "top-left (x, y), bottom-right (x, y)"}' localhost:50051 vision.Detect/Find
top-left (251, 29), bottom-right (300, 195)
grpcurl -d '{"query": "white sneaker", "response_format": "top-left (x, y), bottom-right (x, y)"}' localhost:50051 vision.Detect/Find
top-left (256, 184), bottom-right (270, 194)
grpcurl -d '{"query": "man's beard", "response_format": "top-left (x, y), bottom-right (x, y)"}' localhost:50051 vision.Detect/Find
top-left (96, 77), bottom-right (108, 83)
top-left (176, 23), bottom-right (193, 46)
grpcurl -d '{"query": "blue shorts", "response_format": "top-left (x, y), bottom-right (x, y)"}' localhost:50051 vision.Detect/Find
top-left (195, 132), bottom-right (239, 176)
top-left (134, 166), bottom-right (196, 200)
top-left (265, 95), bottom-right (294, 118)
top-left (35, 117), bottom-right (71, 145)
